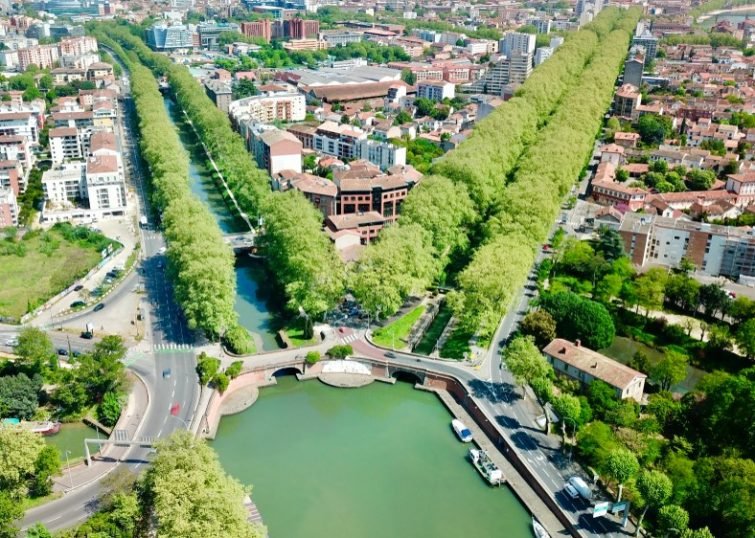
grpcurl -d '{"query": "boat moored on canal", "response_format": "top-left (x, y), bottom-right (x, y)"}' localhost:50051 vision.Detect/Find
top-left (469, 447), bottom-right (503, 486)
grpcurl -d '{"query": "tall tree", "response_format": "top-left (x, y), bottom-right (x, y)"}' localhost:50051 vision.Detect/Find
top-left (657, 505), bottom-right (690, 537)
top-left (604, 448), bottom-right (639, 502)
top-left (635, 470), bottom-right (673, 536)
top-left (519, 309), bottom-right (557, 348)
top-left (634, 268), bottom-right (668, 316)
top-left (736, 319), bottom-right (755, 359)
top-left (651, 349), bottom-right (688, 392)
top-left (698, 284), bottom-right (729, 319)
top-left (13, 327), bottom-right (55, 373)
top-left (594, 226), bottom-right (625, 261)
top-left (501, 336), bottom-right (552, 398)
top-left (551, 394), bottom-right (581, 443)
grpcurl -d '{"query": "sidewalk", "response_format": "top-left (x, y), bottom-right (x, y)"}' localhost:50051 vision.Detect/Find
top-left (51, 369), bottom-right (150, 493)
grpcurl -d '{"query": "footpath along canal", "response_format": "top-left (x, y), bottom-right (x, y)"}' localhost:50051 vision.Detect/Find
top-left (211, 375), bottom-right (532, 538)
top-left (162, 97), bottom-right (279, 351)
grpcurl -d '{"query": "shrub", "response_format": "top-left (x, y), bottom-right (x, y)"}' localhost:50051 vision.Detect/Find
top-left (212, 372), bottom-right (230, 393)
top-left (326, 344), bottom-right (352, 359)
top-left (196, 353), bottom-right (221, 385)
top-left (222, 323), bottom-right (254, 355)
top-left (225, 361), bottom-right (243, 379)
top-left (305, 351), bottom-right (321, 364)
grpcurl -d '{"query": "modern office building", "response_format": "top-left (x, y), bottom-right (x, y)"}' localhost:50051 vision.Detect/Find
top-left (624, 45), bottom-right (645, 88)
top-left (145, 25), bottom-right (193, 51)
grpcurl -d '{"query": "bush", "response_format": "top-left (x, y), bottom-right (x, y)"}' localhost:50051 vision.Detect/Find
top-left (222, 324), bottom-right (254, 355)
top-left (326, 344), bottom-right (352, 359)
top-left (196, 353), bottom-right (221, 385)
top-left (212, 372), bottom-right (230, 393)
top-left (225, 361), bottom-right (243, 379)
top-left (97, 391), bottom-right (123, 427)
top-left (305, 351), bottom-right (321, 364)
top-left (540, 292), bottom-right (616, 349)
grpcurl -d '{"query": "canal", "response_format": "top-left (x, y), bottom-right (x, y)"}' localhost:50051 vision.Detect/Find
top-left (211, 376), bottom-right (531, 538)
top-left (163, 97), bottom-right (280, 350)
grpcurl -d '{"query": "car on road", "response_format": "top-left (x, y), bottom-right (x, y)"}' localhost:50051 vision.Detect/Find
top-left (384, 351), bottom-right (396, 358)
top-left (80, 331), bottom-right (93, 339)
top-left (93, 303), bottom-right (105, 312)
top-left (73, 285), bottom-right (84, 292)
top-left (565, 476), bottom-right (592, 501)
top-left (57, 348), bottom-right (68, 355)
top-left (542, 244), bottom-right (550, 252)
top-left (162, 368), bottom-right (172, 379)
top-left (4, 337), bottom-right (18, 347)
top-left (159, 247), bottom-right (167, 254)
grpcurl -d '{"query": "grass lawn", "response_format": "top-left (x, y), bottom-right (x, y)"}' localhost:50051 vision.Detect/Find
top-left (439, 326), bottom-right (473, 360)
top-left (373, 305), bottom-right (425, 348)
top-left (284, 319), bottom-right (318, 348)
top-left (414, 302), bottom-right (453, 355)
top-left (0, 227), bottom-right (108, 320)
top-left (21, 492), bottom-right (63, 511)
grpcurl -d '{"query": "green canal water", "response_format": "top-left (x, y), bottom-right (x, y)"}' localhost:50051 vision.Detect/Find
top-left (45, 423), bottom-right (99, 461)
top-left (212, 376), bottom-right (531, 538)
top-left (163, 97), bottom-right (280, 351)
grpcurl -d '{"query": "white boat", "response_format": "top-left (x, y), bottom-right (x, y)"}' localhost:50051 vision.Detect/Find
top-left (532, 517), bottom-right (551, 538)
top-left (469, 448), bottom-right (503, 486)
top-left (451, 419), bottom-right (473, 442)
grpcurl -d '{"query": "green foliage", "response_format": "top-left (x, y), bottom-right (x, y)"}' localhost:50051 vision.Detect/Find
top-left (501, 335), bottom-right (553, 391)
top-left (372, 305), bottom-right (425, 348)
top-left (13, 327), bottom-right (55, 374)
top-left (225, 361), bottom-right (243, 379)
top-left (30, 445), bottom-right (61, 497)
top-left (305, 351), bottom-right (321, 365)
top-left (196, 352), bottom-right (221, 386)
top-left (213, 372), bottom-right (230, 393)
top-left (519, 309), bottom-right (557, 348)
top-left (540, 292), bottom-right (616, 349)
top-left (736, 318), bottom-right (755, 358)
top-left (576, 420), bottom-right (620, 469)
top-left (638, 114), bottom-right (673, 146)
top-left (98, 391), bottom-right (124, 427)
top-left (604, 448), bottom-right (639, 499)
top-left (0, 427), bottom-right (44, 498)
top-left (141, 431), bottom-right (265, 537)
top-left (0, 492), bottom-right (22, 538)
top-left (222, 323), bottom-right (254, 355)
top-left (326, 344), bottom-right (353, 359)
top-left (636, 470), bottom-right (673, 533)
top-left (651, 349), bottom-right (688, 391)
top-left (657, 505), bottom-right (690, 536)
top-left (25, 523), bottom-right (53, 538)
top-left (0, 373), bottom-right (42, 420)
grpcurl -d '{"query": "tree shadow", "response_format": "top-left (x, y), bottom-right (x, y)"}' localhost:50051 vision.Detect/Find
top-left (510, 430), bottom-right (539, 452)
top-left (468, 378), bottom-right (520, 404)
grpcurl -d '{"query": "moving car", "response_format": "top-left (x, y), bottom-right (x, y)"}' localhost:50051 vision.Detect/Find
top-left (70, 301), bottom-right (86, 309)
top-left (93, 303), bottom-right (105, 312)
top-left (565, 476), bottom-right (592, 501)
top-left (162, 368), bottom-right (172, 379)
top-left (73, 285), bottom-right (84, 292)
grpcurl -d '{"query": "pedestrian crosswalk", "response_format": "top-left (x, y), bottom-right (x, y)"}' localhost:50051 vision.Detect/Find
top-left (339, 332), bottom-right (360, 345)
top-left (152, 343), bottom-right (193, 352)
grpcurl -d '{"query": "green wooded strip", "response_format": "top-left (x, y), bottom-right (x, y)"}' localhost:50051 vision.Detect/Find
top-left (95, 24), bottom-right (345, 318)
top-left (94, 31), bottom-right (247, 345)
top-left (451, 23), bottom-right (640, 337)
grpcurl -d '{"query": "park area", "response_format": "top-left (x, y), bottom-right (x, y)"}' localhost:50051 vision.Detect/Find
top-left (0, 224), bottom-right (116, 321)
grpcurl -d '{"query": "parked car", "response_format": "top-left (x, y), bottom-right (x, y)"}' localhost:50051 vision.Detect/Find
top-left (565, 476), bottom-right (592, 501)
top-left (71, 301), bottom-right (86, 309)
top-left (93, 303), bottom-right (105, 312)
top-left (80, 331), bottom-right (93, 340)
top-left (57, 348), bottom-right (68, 355)
top-left (73, 285), bottom-right (84, 292)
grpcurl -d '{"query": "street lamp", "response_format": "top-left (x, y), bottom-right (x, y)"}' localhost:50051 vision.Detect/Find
top-left (64, 450), bottom-right (73, 490)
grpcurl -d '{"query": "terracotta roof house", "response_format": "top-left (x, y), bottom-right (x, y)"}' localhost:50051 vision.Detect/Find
top-left (543, 339), bottom-right (646, 401)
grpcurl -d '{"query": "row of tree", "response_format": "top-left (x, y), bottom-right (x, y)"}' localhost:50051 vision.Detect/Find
top-left (350, 8), bottom-right (638, 320)
top-left (91, 31), bottom-right (252, 350)
top-left (97, 23), bottom-right (346, 322)
top-left (451, 21), bottom-right (639, 337)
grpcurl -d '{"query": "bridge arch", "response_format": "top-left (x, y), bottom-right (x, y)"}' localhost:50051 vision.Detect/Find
top-left (390, 368), bottom-right (424, 385)
top-left (270, 366), bottom-right (303, 380)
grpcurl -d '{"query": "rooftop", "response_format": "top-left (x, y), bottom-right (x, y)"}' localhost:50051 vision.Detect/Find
top-left (543, 338), bottom-right (646, 391)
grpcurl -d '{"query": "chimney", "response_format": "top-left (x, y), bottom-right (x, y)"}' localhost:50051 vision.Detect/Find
top-left (575, 339), bottom-right (581, 347)
top-left (592, 362), bottom-right (598, 369)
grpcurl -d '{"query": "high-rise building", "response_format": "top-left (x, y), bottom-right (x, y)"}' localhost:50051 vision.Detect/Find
top-left (507, 51), bottom-right (533, 85)
top-left (534, 47), bottom-right (553, 66)
top-left (499, 32), bottom-right (535, 57)
top-left (285, 18), bottom-right (319, 39)
top-left (241, 19), bottom-right (273, 43)
top-left (632, 22), bottom-right (658, 67)
top-left (623, 45), bottom-right (645, 88)
top-left (528, 18), bottom-right (551, 34)
top-left (145, 25), bottom-right (193, 51)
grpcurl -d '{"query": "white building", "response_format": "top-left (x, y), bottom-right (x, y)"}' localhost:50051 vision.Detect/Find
top-left (49, 127), bottom-right (83, 164)
top-left (535, 47), bottom-right (553, 66)
top-left (0, 111), bottom-right (38, 144)
top-left (229, 92), bottom-right (306, 125)
top-left (0, 187), bottom-right (18, 227)
top-left (250, 127), bottom-right (303, 176)
top-left (42, 162), bottom-right (87, 204)
top-left (85, 155), bottom-right (126, 213)
top-left (417, 81), bottom-right (455, 102)
top-left (356, 139), bottom-right (406, 170)
top-left (499, 32), bottom-right (536, 57)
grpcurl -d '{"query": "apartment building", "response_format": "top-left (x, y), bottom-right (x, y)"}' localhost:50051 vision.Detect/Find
top-left (417, 81), bottom-right (455, 102)
top-left (543, 339), bottom-right (646, 402)
top-left (204, 79), bottom-right (233, 113)
top-left (42, 162), bottom-right (87, 203)
top-left (18, 44), bottom-right (59, 70)
top-left (619, 212), bottom-right (755, 278)
top-left (250, 128), bottom-right (303, 176)
top-left (49, 126), bottom-right (83, 164)
top-left (0, 161), bottom-right (22, 195)
top-left (355, 139), bottom-right (406, 170)
top-left (0, 187), bottom-right (18, 227)
top-left (320, 30), bottom-right (364, 47)
top-left (613, 84), bottom-right (642, 119)
top-left (499, 32), bottom-right (536, 57)
top-left (58, 36), bottom-right (97, 57)
top-left (85, 155), bottom-right (126, 214)
top-left (0, 135), bottom-right (32, 173)
top-left (0, 111), bottom-right (38, 144)
top-left (282, 39), bottom-right (327, 52)
top-left (535, 47), bottom-right (553, 66)
top-left (313, 121), bottom-right (367, 161)
top-left (229, 92), bottom-right (306, 125)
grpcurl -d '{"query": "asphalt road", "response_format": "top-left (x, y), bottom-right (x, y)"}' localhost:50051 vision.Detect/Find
top-left (23, 63), bottom-right (200, 533)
